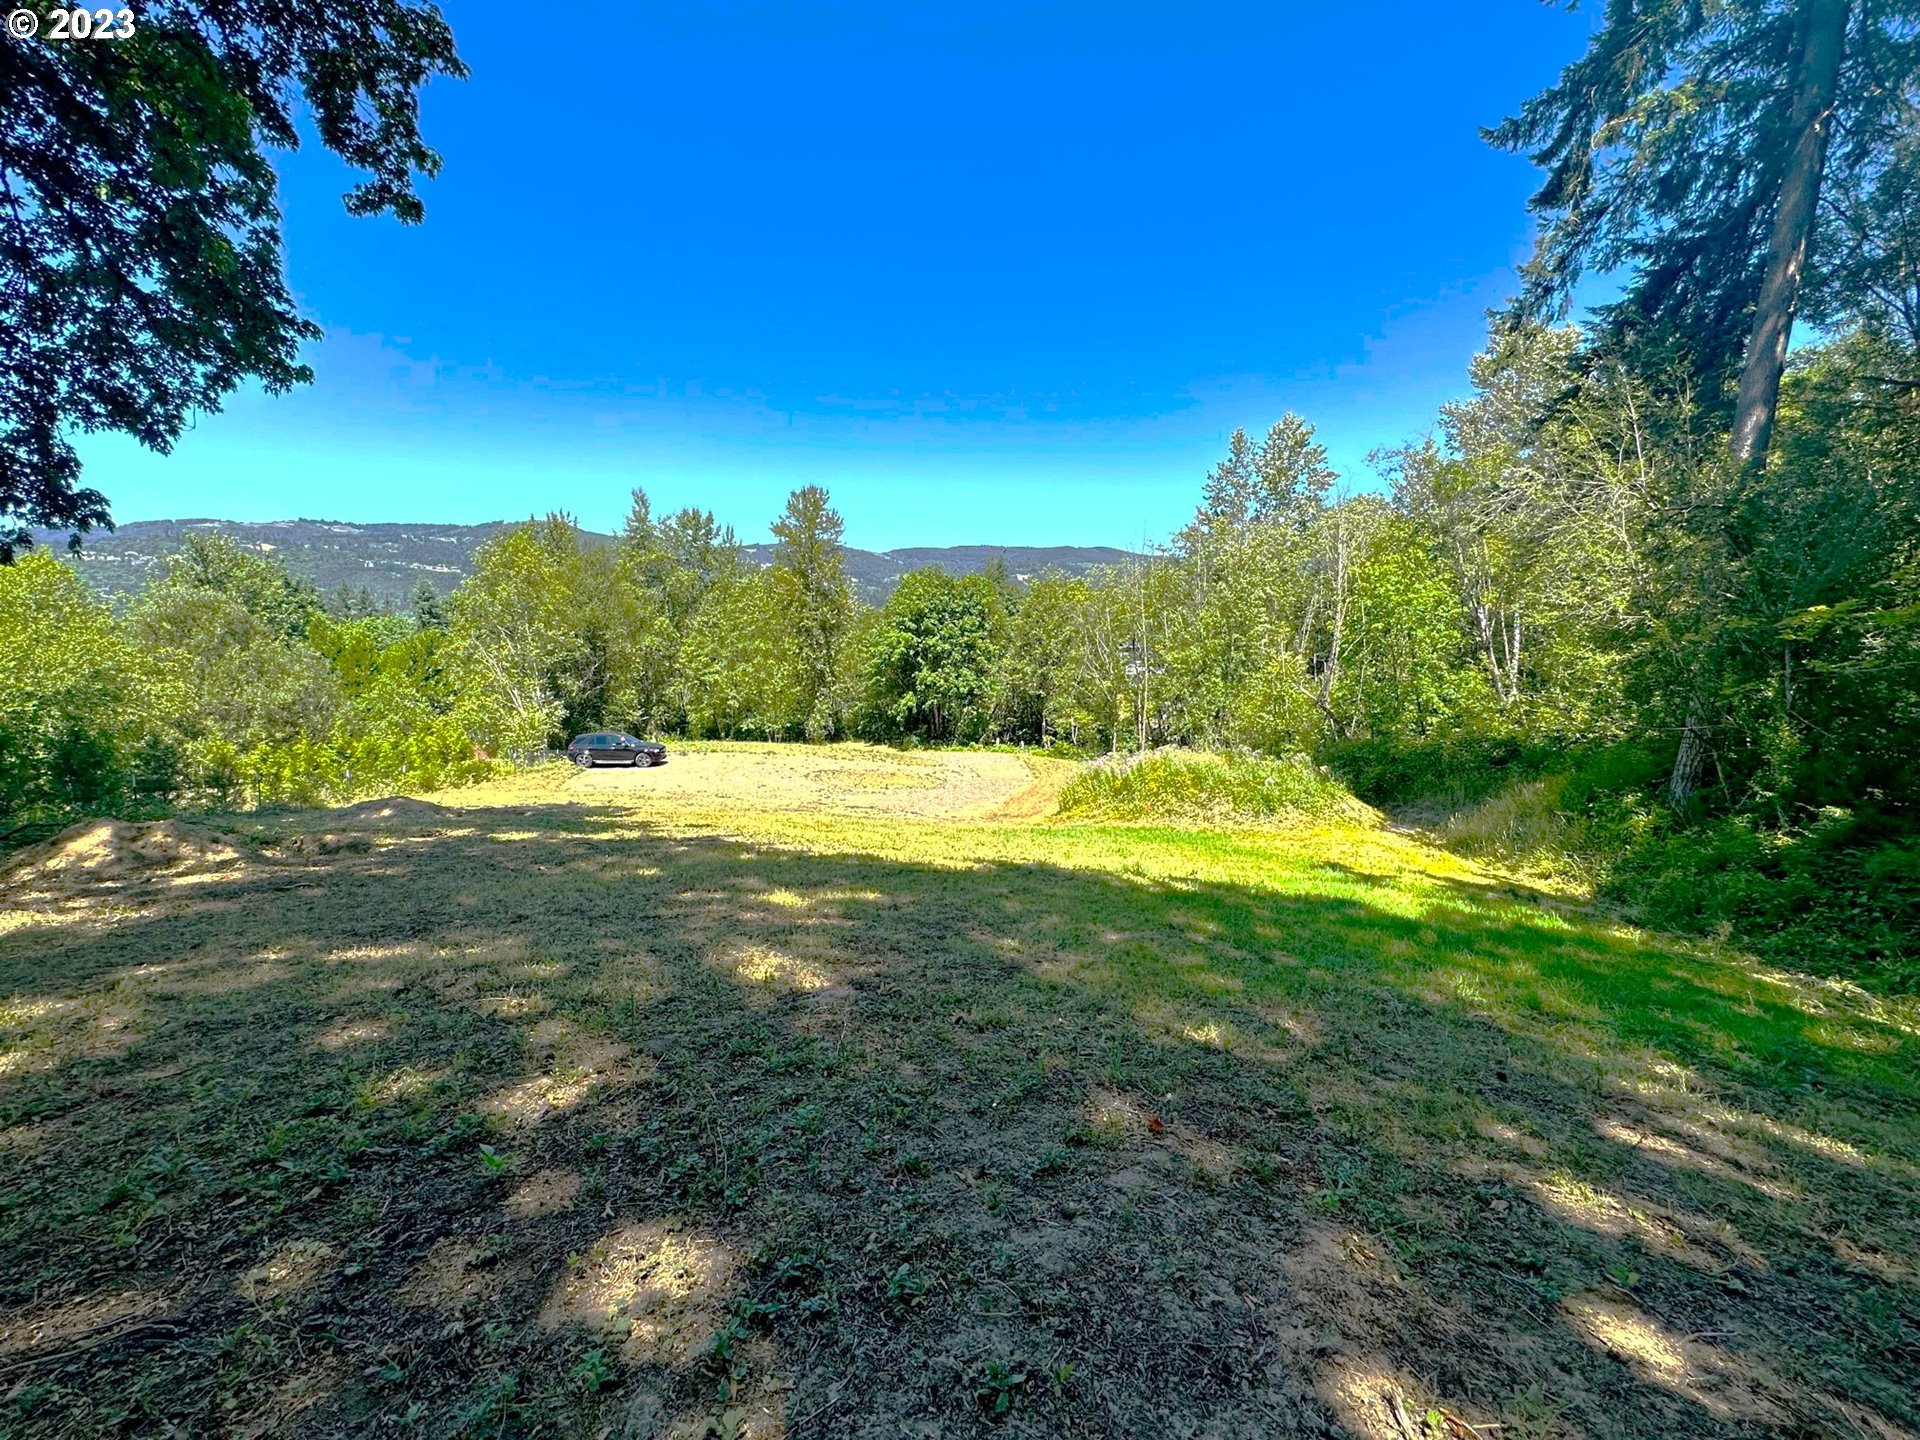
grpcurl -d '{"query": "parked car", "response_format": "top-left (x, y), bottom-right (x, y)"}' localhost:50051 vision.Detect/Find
top-left (565, 732), bottom-right (669, 768)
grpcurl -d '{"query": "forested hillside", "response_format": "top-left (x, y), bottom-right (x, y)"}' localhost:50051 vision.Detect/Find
top-left (31, 517), bottom-right (1134, 610)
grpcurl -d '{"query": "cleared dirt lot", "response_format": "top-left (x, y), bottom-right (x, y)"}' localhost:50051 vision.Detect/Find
top-left (564, 743), bottom-right (1073, 821)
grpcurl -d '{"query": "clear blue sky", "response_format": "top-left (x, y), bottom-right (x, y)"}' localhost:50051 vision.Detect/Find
top-left (80, 0), bottom-right (1598, 551)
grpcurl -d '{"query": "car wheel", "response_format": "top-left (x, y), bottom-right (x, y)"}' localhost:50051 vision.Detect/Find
top-left (632, 752), bottom-right (653, 768)
top-left (574, 752), bottom-right (594, 769)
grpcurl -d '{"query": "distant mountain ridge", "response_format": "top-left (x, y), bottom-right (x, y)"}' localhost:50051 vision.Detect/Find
top-left (32, 518), bottom-right (1140, 608)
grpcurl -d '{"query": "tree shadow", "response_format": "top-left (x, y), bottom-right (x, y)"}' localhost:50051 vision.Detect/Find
top-left (0, 800), bottom-right (1915, 1438)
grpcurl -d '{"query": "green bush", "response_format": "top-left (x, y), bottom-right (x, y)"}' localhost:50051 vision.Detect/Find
top-left (1324, 734), bottom-right (1566, 808)
top-left (1056, 748), bottom-right (1379, 826)
top-left (1433, 749), bottom-right (1919, 993)
top-left (1612, 810), bottom-right (1920, 994)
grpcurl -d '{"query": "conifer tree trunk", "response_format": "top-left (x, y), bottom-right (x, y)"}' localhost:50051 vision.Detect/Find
top-left (1729, 0), bottom-right (1849, 467)
top-left (1675, 0), bottom-right (1848, 808)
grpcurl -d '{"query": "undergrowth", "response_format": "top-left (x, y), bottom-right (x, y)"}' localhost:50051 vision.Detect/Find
top-left (1418, 751), bottom-right (1920, 994)
top-left (1055, 749), bottom-right (1379, 827)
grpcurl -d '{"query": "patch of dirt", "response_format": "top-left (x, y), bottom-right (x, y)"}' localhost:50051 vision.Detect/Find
top-left (569, 745), bottom-right (1073, 821)
top-left (980, 759), bottom-right (1076, 820)
top-left (325, 796), bottom-right (456, 827)
top-left (0, 818), bottom-right (242, 893)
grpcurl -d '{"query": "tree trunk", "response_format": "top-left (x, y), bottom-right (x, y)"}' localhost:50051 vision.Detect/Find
top-left (1668, 697), bottom-right (1707, 810)
top-left (1729, 0), bottom-right (1849, 466)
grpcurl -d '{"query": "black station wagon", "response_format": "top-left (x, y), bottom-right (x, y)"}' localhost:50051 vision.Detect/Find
top-left (565, 732), bottom-right (668, 768)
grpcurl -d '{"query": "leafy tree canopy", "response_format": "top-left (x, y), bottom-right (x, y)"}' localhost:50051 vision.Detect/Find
top-left (0, 1), bottom-right (465, 559)
top-left (148, 530), bottom-right (322, 639)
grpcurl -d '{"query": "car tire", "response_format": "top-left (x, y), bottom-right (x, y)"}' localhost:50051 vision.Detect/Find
top-left (632, 752), bottom-right (653, 769)
top-left (574, 752), bottom-right (594, 769)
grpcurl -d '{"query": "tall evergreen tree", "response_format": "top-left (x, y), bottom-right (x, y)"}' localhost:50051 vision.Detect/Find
top-left (1489, 0), bottom-right (1915, 465)
top-left (409, 579), bottom-right (448, 631)
top-left (770, 486), bottom-right (853, 738)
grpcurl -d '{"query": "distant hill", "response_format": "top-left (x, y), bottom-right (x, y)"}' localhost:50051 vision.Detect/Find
top-left (32, 518), bottom-right (1139, 609)
top-left (735, 541), bottom-right (1142, 602)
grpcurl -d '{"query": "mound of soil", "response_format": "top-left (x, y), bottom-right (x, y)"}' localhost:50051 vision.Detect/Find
top-left (3, 818), bottom-right (243, 891)
top-left (326, 796), bottom-right (455, 826)
top-left (274, 832), bottom-right (374, 858)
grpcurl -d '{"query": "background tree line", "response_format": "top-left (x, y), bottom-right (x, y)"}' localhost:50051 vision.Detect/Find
top-left (2, 314), bottom-right (1915, 983)
top-left (5, 0), bottom-right (1920, 987)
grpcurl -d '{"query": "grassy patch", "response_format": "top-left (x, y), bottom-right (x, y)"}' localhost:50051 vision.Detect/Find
top-left (1056, 749), bottom-right (1379, 827)
top-left (0, 746), bottom-right (1915, 1437)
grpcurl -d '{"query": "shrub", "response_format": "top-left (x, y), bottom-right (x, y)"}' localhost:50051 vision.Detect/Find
top-left (1436, 755), bottom-right (1920, 993)
top-left (1324, 734), bottom-right (1565, 808)
top-left (1611, 810), bottom-right (1920, 993)
top-left (1056, 748), bottom-right (1379, 826)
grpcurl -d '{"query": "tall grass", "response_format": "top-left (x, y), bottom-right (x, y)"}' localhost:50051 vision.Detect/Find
top-left (1436, 775), bottom-right (1591, 884)
top-left (1056, 748), bottom-right (1379, 826)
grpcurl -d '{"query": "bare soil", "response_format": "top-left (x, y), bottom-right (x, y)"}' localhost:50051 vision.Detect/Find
top-left (3, 818), bottom-right (243, 894)
top-left (566, 744), bottom-right (1072, 822)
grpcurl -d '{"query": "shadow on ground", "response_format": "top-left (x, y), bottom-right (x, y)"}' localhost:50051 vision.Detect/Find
top-left (1, 799), bottom-right (1915, 1438)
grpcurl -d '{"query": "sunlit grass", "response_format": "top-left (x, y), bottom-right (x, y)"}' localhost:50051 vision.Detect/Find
top-left (0, 747), bottom-right (1914, 1437)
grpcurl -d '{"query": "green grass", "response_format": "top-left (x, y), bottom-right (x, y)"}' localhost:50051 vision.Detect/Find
top-left (0, 748), bottom-right (1915, 1438)
top-left (1056, 748), bottom-right (1380, 827)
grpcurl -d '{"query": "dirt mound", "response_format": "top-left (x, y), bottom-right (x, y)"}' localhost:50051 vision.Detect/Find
top-left (275, 831), bottom-right (374, 858)
top-left (3, 818), bottom-right (243, 890)
top-left (326, 796), bottom-right (455, 826)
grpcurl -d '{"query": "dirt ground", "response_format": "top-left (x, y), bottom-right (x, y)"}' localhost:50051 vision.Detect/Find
top-left (564, 744), bottom-right (1073, 821)
top-left (1, 746), bottom-right (1915, 1439)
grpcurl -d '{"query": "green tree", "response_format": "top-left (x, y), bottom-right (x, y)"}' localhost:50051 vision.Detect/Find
top-left (620, 486), bottom-right (658, 555)
top-left (770, 486), bottom-right (855, 739)
top-left (325, 582), bottom-right (386, 621)
top-left (311, 610), bottom-right (480, 794)
top-left (865, 569), bottom-right (1007, 742)
top-left (409, 579), bottom-right (448, 631)
top-left (0, 552), bottom-right (150, 821)
top-left (146, 531), bottom-right (322, 639)
top-left (1, 1), bottom-right (467, 556)
top-left (448, 516), bottom-right (641, 752)
top-left (1201, 414), bottom-right (1337, 528)
top-left (1001, 573), bottom-right (1091, 746)
top-left (1335, 510), bottom-right (1485, 742)
top-left (1384, 330), bottom-right (1644, 742)
top-left (1489, 0), bottom-right (1912, 465)
top-left (612, 488), bottom-right (681, 732)
top-left (679, 568), bottom-right (802, 738)
top-left (129, 584), bottom-right (340, 804)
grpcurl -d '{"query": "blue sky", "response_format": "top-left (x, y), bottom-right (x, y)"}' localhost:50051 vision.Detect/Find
top-left (80, 1), bottom-right (1598, 551)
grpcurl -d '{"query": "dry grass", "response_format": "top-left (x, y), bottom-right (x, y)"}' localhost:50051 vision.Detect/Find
top-left (1, 744), bottom-right (1915, 1438)
top-left (567, 743), bottom-right (1073, 822)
